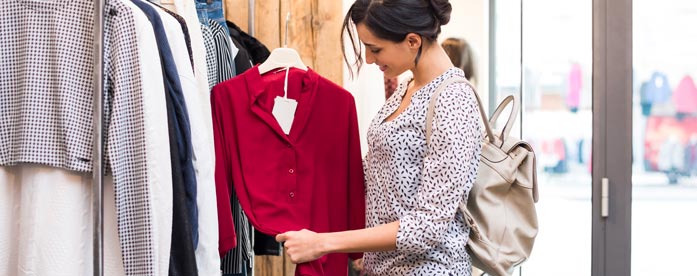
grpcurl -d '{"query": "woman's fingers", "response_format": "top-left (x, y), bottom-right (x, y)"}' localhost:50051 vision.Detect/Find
top-left (275, 232), bottom-right (289, 242)
top-left (275, 229), bottom-right (324, 264)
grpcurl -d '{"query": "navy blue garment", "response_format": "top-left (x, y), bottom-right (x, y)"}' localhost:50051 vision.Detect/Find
top-left (131, 0), bottom-right (199, 248)
top-left (163, 65), bottom-right (199, 276)
top-left (130, 1), bottom-right (199, 275)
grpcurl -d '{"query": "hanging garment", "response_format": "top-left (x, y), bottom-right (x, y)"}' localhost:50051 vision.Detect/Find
top-left (163, 9), bottom-right (220, 260)
top-left (130, 1), bottom-right (198, 275)
top-left (158, 6), bottom-right (194, 71)
top-left (150, 0), bottom-right (201, 247)
top-left (132, 1), bottom-right (198, 247)
top-left (230, 36), bottom-right (254, 75)
top-left (253, 232), bottom-right (281, 256)
top-left (121, 1), bottom-right (175, 274)
top-left (151, 4), bottom-right (221, 275)
top-left (209, 20), bottom-right (237, 82)
top-left (0, 167), bottom-right (169, 276)
top-left (161, 0), bottom-right (210, 112)
top-left (163, 76), bottom-right (199, 276)
top-left (220, 195), bottom-right (254, 274)
top-left (211, 66), bottom-right (365, 276)
top-left (644, 72), bottom-right (672, 104)
top-left (194, 0), bottom-right (227, 33)
top-left (226, 21), bottom-right (270, 64)
top-left (224, 35), bottom-right (281, 259)
top-left (658, 136), bottom-right (685, 172)
top-left (0, 0), bottom-right (165, 273)
top-left (0, 30), bottom-right (172, 272)
top-left (673, 75), bottom-right (697, 115)
top-left (685, 138), bottom-right (697, 175)
top-left (567, 63), bottom-right (582, 112)
top-left (207, 20), bottom-right (255, 274)
top-left (221, 185), bottom-right (254, 274)
top-left (0, 165), bottom-right (95, 276)
top-left (639, 81), bottom-right (654, 116)
top-left (200, 25), bottom-right (219, 90)
top-left (0, 166), bottom-right (129, 276)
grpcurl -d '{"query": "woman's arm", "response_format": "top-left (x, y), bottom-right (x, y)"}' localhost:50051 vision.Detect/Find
top-left (276, 221), bottom-right (399, 264)
top-left (277, 81), bottom-right (482, 265)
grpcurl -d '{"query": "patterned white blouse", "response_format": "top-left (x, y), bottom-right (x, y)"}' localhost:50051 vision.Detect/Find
top-left (362, 68), bottom-right (482, 275)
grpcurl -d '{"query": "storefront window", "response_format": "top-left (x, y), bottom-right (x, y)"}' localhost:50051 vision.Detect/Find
top-left (497, 0), bottom-right (593, 274)
top-left (632, 0), bottom-right (697, 274)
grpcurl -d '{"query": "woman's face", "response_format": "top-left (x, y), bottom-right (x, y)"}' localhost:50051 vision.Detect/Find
top-left (355, 23), bottom-right (418, 78)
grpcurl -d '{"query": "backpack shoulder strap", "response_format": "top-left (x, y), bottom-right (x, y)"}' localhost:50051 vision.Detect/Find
top-left (425, 77), bottom-right (494, 145)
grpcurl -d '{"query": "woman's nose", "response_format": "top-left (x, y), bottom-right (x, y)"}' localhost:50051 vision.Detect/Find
top-left (365, 51), bottom-right (375, 64)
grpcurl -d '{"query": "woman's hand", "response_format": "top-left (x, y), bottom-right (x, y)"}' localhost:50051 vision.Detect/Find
top-left (276, 229), bottom-right (327, 264)
top-left (276, 222), bottom-right (398, 264)
top-left (351, 258), bottom-right (364, 271)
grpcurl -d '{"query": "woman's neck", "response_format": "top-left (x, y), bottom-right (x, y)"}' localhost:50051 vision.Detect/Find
top-left (410, 43), bottom-right (454, 88)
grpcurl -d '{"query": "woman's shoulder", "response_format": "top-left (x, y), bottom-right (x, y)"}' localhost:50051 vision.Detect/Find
top-left (428, 68), bottom-right (477, 104)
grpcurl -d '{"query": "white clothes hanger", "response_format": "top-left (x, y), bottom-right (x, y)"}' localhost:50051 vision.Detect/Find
top-left (261, 12), bottom-right (304, 135)
top-left (258, 12), bottom-right (308, 75)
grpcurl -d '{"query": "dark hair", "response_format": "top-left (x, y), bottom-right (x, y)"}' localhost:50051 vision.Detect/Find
top-left (442, 37), bottom-right (477, 82)
top-left (341, 0), bottom-right (453, 78)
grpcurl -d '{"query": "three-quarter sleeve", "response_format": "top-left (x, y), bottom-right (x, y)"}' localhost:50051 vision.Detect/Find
top-left (396, 83), bottom-right (482, 255)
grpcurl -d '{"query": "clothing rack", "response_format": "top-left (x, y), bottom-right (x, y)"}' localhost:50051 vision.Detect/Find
top-left (245, 3), bottom-right (256, 276)
top-left (248, 0), bottom-right (255, 37)
top-left (91, 0), bottom-right (107, 273)
top-left (89, 1), bottom-right (258, 275)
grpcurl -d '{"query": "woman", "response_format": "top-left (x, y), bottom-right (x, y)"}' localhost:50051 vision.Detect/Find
top-left (442, 37), bottom-right (478, 85)
top-left (276, 0), bottom-right (482, 275)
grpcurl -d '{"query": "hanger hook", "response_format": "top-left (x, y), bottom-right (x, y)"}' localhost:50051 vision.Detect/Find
top-left (284, 12), bottom-right (290, 47)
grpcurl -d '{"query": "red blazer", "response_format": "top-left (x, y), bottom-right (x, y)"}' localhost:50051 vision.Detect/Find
top-left (211, 66), bottom-right (365, 276)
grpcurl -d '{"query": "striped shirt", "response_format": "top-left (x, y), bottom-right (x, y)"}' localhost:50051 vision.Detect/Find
top-left (207, 19), bottom-right (253, 275)
top-left (208, 20), bottom-right (236, 83)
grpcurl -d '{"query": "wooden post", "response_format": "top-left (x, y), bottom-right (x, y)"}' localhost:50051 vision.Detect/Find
top-left (286, 0), bottom-right (343, 85)
top-left (222, 1), bottom-right (345, 275)
top-left (224, 0), bottom-right (249, 31)
top-left (313, 0), bottom-right (344, 84)
top-left (255, 0), bottom-right (282, 49)
top-left (254, 255), bottom-right (285, 275)
top-left (225, 0), bottom-right (343, 84)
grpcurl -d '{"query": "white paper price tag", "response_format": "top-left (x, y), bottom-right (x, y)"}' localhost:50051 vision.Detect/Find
top-left (272, 96), bottom-right (297, 135)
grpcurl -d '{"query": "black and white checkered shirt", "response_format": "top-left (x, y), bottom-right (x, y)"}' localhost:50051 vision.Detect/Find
top-left (0, 0), bottom-right (156, 274)
top-left (200, 24), bottom-right (218, 90)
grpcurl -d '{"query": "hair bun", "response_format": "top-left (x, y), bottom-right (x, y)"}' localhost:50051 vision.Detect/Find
top-left (428, 0), bottom-right (452, 25)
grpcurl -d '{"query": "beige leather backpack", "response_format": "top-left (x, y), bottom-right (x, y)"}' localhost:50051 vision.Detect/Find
top-left (426, 77), bottom-right (539, 276)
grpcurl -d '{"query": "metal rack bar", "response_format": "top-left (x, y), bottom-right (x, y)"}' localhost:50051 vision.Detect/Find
top-left (248, 0), bottom-right (255, 36)
top-left (247, 3), bottom-right (255, 274)
top-left (92, 0), bottom-right (107, 274)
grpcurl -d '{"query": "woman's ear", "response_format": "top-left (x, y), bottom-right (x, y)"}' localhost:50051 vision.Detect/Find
top-left (405, 33), bottom-right (422, 50)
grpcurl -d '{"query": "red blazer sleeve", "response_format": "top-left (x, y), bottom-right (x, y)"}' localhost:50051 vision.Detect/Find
top-left (347, 95), bottom-right (365, 261)
top-left (210, 86), bottom-right (237, 257)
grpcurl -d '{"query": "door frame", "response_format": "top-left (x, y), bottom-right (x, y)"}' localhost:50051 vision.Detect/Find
top-left (488, 0), bottom-right (633, 274)
top-left (592, 0), bottom-right (633, 275)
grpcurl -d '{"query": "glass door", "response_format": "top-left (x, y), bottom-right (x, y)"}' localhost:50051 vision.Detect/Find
top-left (492, 0), bottom-right (593, 274)
top-left (631, 0), bottom-right (697, 274)
top-left (493, 0), bottom-right (696, 274)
